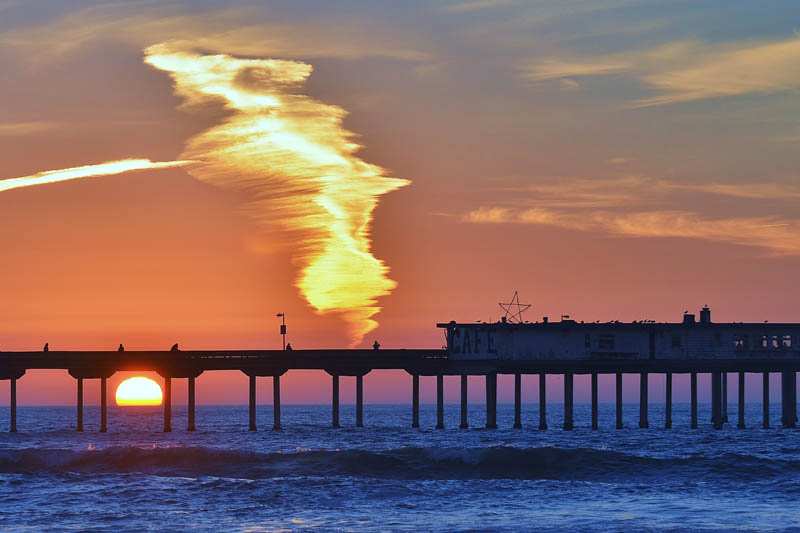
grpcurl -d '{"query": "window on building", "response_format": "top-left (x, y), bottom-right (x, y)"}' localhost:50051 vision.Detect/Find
top-left (585, 334), bottom-right (591, 349)
top-left (782, 335), bottom-right (792, 348)
top-left (772, 336), bottom-right (781, 349)
top-left (734, 335), bottom-right (748, 351)
top-left (761, 335), bottom-right (769, 349)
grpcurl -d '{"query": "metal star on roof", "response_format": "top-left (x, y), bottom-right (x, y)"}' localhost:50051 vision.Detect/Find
top-left (499, 291), bottom-right (531, 323)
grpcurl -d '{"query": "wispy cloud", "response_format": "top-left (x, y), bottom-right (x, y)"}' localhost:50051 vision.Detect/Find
top-left (0, 159), bottom-right (190, 193)
top-left (444, 0), bottom-right (516, 13)
top-left (525, 36), bottom-right (800, 106)
top-left (0, 121), bottom-right (58, 136)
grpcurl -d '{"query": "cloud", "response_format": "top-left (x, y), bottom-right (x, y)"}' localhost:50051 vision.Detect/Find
top-left (444, 0), bottom-right (516, 13)
top-left (525, 36), bottom-right (800, 106)
top-left (0, 159), bottom-right (190, 193)
top-left (0, 121), bottom-right (58, 136)
top-left (144, 43), bottom-right (409, 345)
top-left (463, 175), bottom-right (800, 255)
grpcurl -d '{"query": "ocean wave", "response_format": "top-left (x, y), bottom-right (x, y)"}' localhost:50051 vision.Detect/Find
top-left (0, 446), bottom-right (796, 480)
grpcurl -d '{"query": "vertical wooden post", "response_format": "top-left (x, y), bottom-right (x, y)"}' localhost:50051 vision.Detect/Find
top-left (10, 378), bottom-right (17, 433)
top-left (737, 371), bottom-right (745, 429)
top-left (690, 372), bottom-right (698, 429)
top-left (249, 375), bottom-right (257, 431)
top-left (187, 376), bottom-right (196, 432)
top-left (332, 375), bottom-right (340, 428)
top-left (615, 372), bottom-right (623, 429)
top-left (564, 372), bottom-right (573, 431)
top-left (538, 373), bottom-right (547, 430)
top-left (665, 372), bottom-right (672, 429)
top-left (591, 372), bottom-right (598, 430)
top-left (485, 373), bottom-right (497, 429)
top-left (273, 375), bottom-right (281, 431)
top-left (711, 371), bottom-right (722, 429)
top-left (763, 372), bottom-right (770, 429)
top-left (100, 376), bottom-right (108, 433)
top-left (722, 372), bottom-right (729, 423)
top-left (163, 376), bottom-right (172, 433)
top-left (356, 375), bottom-right (364, 428)
top-left (436, 375), bottom-right (444, 430)
top-left (781, 371), bottom-right (796, 428)
top-left (639, 372), bottom-right (648, 429)
top-left (514, 373), bottom-right (522, 429)
top-left (412, 374), bottom-right (420, 428)
top-left (76, 378), bottom-right (84, 432)
top-left (460, 375), bottom-right (468, 429)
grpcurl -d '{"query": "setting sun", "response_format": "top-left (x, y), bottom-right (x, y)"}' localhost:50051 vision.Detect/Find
top-left (115, 377), bottom-right (163, 406)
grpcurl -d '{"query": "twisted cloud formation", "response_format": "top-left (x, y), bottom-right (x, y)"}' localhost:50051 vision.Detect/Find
top-left (144, 44), bottom-right (409, 345)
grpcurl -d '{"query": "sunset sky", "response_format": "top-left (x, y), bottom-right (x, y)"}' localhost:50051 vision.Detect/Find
top-left (2, 0), bottom-right (799, 406)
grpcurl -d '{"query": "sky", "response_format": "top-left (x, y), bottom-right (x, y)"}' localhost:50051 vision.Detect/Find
top-left (1, 0), bottom-right (799, 406)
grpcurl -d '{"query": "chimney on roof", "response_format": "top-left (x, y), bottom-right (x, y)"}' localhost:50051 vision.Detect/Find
top-left (700, 306), bottom-right (711, 324)
top-left (543, 316), bottom-right (549, 324)
top-left (683, 312), bottom-right (696, 325)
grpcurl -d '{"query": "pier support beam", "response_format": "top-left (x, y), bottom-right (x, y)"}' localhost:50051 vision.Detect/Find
top-left (10, 378), bottom-right (17, 433)
top-left (538, 373), bottom-right (547, 430)
top-left (249, 375), bottom-right (257, 431)
top-left (615, 372), bottom-right (623, 429)
top-left (665, 372), bottom-right (672, 429)
top-left (187, 376), bottom-right (196, 432)
top-left (273, 375), bottom-right (281, 431)
top-left (485, 373), bottom-right (497, 429)
top-left (514, 373), bottom-right (522, 429)
top-left (100, 376), bottom-right (108, 433)
top-left (460, 375), bottom-right (468, 429)
top-left (690, 372), bottom-right (698, 429)
top-left (591, 372), bottom-right (598, 430)
top-left (76, 378), bottom-right (84, 432)
top-left (738, 372), bottom-right (745, 430)
top-left (711, 371), bottom-right (723, 429)
top-left (163, 377), bottom-right (172, 433)
top-left (781, 371), bottom-right (796, 428)
top-left (639, 372), bottom-right (648, 429)
top-left (412, 374), bottom-right (420, 429)
top-left (763, 372), bottom-right (770, 429)
top-left (356, 375), bottom-right (364, 428)
top-left (332, 375), bottom-right (340, 429)
top-left (436, 375), bottom-right (444, 429)
top-left (722, 372), bottom-right (729, 423)
top-left (564, 372), bottom-right (573, 431)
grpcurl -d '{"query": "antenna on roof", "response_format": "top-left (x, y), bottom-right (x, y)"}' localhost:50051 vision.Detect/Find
top-left (499, 291), bottom-right (532, 324)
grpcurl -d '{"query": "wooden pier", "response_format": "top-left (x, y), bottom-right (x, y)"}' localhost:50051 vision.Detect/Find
top-left (1, 348), bottom-right (799, 432)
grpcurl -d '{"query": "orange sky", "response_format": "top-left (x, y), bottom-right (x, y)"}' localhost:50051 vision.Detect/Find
top-left (1, 1), bottom-right (799, 404)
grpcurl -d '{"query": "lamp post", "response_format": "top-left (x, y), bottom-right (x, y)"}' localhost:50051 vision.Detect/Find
top-left (276, 313), bottom-right (286, 350)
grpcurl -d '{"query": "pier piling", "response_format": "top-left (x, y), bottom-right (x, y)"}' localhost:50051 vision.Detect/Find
top-left (76, 378), bottom-right (83, 432)
top-left (460, 375), bottom-right (468, 429)
top-left (591, 372), bottom-right (598, 431)
top-left (514, 373), bottom-right (522, 429)
top-left (163, 377), bottom-right (172, 433)
top-left (332, 375), bottom-right (340, 428)
top-left (722, 372), bottom-right (729, 423)
top-left (412, 374), bottom-right (420, 428)
top-left (690, 372), bottom-right (698, 429)
top-left (639, 372), bottom-right (648, 429)
top-left (781, 371), bottom-right (796, 428)
top-left (615, 372), bottom-right (623, 429)
top-left (436, 375), bottom-right (444, 429)
top-left (564, 372), bottom-right (573, 431)
top-left (485, 373), bottom-right (497, 429)
top-left (665, 372), bottom-right (672, 429)
top-left (356, 375), bottom-right (364, 428)
top-left (249, 375), bottom-right (257, 431)
top-left (538, 373), bottom-right (547, 430)
top-left (273, 375), bottom-right (281, 431)
top-left (100, 376), bottom-right (108, 433)
top-left (763, 372), bottom-right (770, 429)
top-left (10, 378), bottom-right (17, 433)
top-left (738, 372), bottom-right (745, 429)
top-left (712, 371), bottom-right (723, 429)
top-left (188, 376), bottom-right (196, 432)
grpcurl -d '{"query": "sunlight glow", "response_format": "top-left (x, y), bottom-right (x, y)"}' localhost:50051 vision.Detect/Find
top-left (144, 44), bottom-right (409, 345)
top-left (115, 376), bottom-right (163, 406)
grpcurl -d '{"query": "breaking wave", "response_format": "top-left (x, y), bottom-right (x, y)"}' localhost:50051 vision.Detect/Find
top-left (0, 446), bottom-right (794, 480)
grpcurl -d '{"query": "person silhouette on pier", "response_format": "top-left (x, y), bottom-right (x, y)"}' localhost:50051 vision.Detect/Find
top-left (118, 344), bottom-right (125, 352)
top-left (43, 343), bottom-right (49, 352)
top-left (373, 340), bottom-right (381, 351)
top-left (170, 343), bottom-right (180, 352)
top-left (285, 343), bottom-right (293, 351)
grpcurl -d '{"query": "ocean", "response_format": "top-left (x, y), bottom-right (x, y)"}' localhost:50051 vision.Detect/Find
top-left (0, 403), bottom-right (798, 531)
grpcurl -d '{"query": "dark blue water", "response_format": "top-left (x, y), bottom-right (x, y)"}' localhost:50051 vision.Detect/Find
top-left (1, 403), bottom-right (799, 531)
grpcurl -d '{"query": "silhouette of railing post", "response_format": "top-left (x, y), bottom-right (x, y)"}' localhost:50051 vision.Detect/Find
top-left (10, 378), bottom-right (17, 433)
top-left (690, 372), bottom-right (698, 429)
top-left (249, 375), bottom-right (257, 431)
top-left (459, 375), bottom-right (468, 429)
top-left (76, 377), bottom-right (84, 432)
top-left (563, 372), bottom-right (573, 431)
top-left (514, 373), bottom-right (522, 430)
top-left (665, 372), bottom-right (672, 429)
top-left (187, 376), bottom-right (196, 432)
top-left (411, 374), bottom-right (419, 428)
top-left (163, 377), bottom-right (172, 432)
top-left (485, 373), bottom-right (497, 429)
top-left (763, 372), bottom-right (770, 429)
top-left (332, 375), bottom-right (340, 429)
top-left (737, 371), bottom-right (745, 429)
top-left (100, 377), bottom-right (108, 433)
top-left (538, 373), bottom-right (547, 430)
top-left (273, 375), bottom-right (281, 431)
top-left (639, 372), bottom-right (649, 428)
top-left (591, 372), bottom-right (598, 430)
top-left (436, 375), bottom-right (444, 429)
top-left (615, 372), bottom-right (623, 429)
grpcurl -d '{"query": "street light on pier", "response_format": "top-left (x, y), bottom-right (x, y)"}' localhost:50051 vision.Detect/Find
top-left (276, 313), bottom-right (287, 350)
